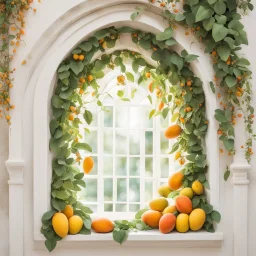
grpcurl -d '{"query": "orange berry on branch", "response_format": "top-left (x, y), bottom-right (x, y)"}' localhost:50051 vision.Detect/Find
top-left (237, 113), bottom-right (242, 118)
top-left (68, 114), bottom-right (74, 121)
top-left (87, 75), bottom-right (94, 82)
top-left (236, 91), bottom-right (242, 97)
top-left (145, 72), bottom-right (151, 78)
top-left (158, 101), bottom-right (165, 111)
top-left (73, 54), bottom-right (79, 60)
top-left (79, 55), bottom-right (85, 61)
top-left (186, 80), bottom-right (192, 86)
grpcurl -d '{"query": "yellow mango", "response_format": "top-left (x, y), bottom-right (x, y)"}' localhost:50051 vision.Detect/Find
top-left (189, 208), bottom-right (206, 231)
top-left (69, 215), bottom-right (83, 235)
top-left (52, 213), bottom-right (69, 238)
top-left (180, 187), bottom-right (194, 199)
top-left (162, 205), bottom-right (177, 214)
top-left (149, 197), bottom-right (169, 212)
top-left (158, 183), bottom-right (172, 198)
top-left (176, 213), bottom-right (189, 233)
top-left (192, 180), bottom-right (204, 195)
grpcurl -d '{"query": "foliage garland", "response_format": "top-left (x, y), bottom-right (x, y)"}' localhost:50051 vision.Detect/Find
top-left (42, 26), bottom-right (221, 252)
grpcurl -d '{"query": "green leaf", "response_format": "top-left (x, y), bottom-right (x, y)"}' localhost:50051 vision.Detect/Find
top-left (156, 27), bottom-right (173, 41)
top-left (83, 110), bottom-right (93, 125)
top-left (126, 72), bottom-right (134, 82)
top-left (95, 71), bottom-right (105, 79)
top-left (175, 13), bottom-right (186, 21)
top-left (217, 44), bottom-right (231, 61)
top-left (203, 180), bottom-right (210, 189)
top-left (195, 6), bottom-right (213, 22)
top-left (192, 197), bottom-right (200, 208)
top-left (223, 138), bottom-right (234, 151)
top-left (214, 113), bottom-right (228, 122)
top-left (131, 12), bottom-right (139, 21)
top-left (169, 141), bottom-right (179, 154)
top-left (170, 52), bottom-right (184, 71)
top-left (162, 108), bottom-right (169, 119)
top-left (224, 37), bottom-right (235, 49)
top-left (63, 181), bottom-right (74, 190)
top-left (94, 29), bottom-right (109, 40)
top-left (74, 143), bottom-right (92, 152)
top-left (225, 75), bottom-right (237, 87)
top-left (187, 0), bottom-right (199, 6)
top-left (171, 112), bottom-right (179, 122)
top-left (149, 109), bottom-right (156, 119)
top-left (165, 38), bottom-right (177, 46)
top-left (45, 239), bottom-right (57, 252)
top-left (215, 15), bottom-right (227, 25)
top-left (201, 203), bottom-right (213, 214)
top-left (207, 0), bottom-right (217, 4)
top-left (135, 208), bottom-right (148, 219)
top-left (147, 95), bottom-right (152, 104)
top-left (79, 42), bottom-right (92, 52)
top-left (117, 90), bottom-right (124, 98)
top-left (214, 0), bottom-right (226, 15)
top-left (139, 39), bottom-right (151, 50)
top-left (209, 81), bottom-right (215, 93)
top-left (113, 230), bottom-right (128, 244)
top-left (83, 218), bottom-right (92, 229)
top-left (50, 120), bottom-right (59, 136)
top-left (51, 95), bottom-right (63, 109)
top-left (51, 198), bottom-right (66, 211)
top-left (212, 23), bottom-right (228, 42)
top-left (79, 226), bottom-right (91, 235)
top-left (236, 58), bottom-right (250, 66)
top-left (224, 169), bottom-right (230, 181)
top-left (42, 210), bottom-right (56, 221)
top-left (70, 61), bottom-right (84, 75)
top-left (58, 64), bottom-right (70, 73)
top-left (203, 17), bottom-right (215, 31)
top-left (74, 173), bottom-right (84, 180)
top-left (58, 71), bottom-right (70, 80)
top-left (185, 54), bottom-right (199, 63)
top-left (211, 210), bottom-right (221, 223)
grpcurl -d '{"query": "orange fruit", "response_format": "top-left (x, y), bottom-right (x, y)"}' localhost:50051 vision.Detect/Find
top-left (83, 156), bottom-right (94, 174)
top-left (87, 75), bottom-right (94, 82)
top-left (148, 82), bottom-right (153, 93)
top-left (141, 210), bottom-right (162, 228)
top-left (159, 213), bottom-right (176, 234)
top-left (79, 55), bottom-right (85, 61)
top-left (73, 54), bottom-right (79, 60)
top-left (164, 124), bottom-right (182, 139)
top-left (92, 218), bottom-right (114, 233)
top-left (158, 102), bottom-right (164, 111)
top-left (62, 205), bottom-right (74, 219)
top-left (168, 172), bottom-right (184, 190)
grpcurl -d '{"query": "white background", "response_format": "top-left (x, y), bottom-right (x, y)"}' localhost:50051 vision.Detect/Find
top-left (0, 0), bottom-right (255, 255)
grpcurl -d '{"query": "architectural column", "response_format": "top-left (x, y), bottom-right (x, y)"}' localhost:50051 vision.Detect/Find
top-left (5, 159), bottom-right (25, 256)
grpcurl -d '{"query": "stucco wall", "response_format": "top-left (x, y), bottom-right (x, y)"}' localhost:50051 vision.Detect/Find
top-left (0, 0), bottom-right (256, 255)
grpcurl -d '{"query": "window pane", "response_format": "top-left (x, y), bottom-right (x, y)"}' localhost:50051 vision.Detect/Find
top-left (145, 180), bottom-right (153, 202)
top-left (116, 157), bottom-right (127, 176)
top-left (116, 130), bottom-right (127, 155)
top-left (161, 158), bottom-right (169, 178)
top-left (161, 115), bottom-right (169, 128)
top-left (145, 131), bottom-right (153, 155)
top-left (117, 178), bottom-right (127, 202)
top-left (104, 156), bottom-right (113, 175)
top-left (104, 130), bottom-right (113, 154)
top-left (115, 107), bottom-right (128, 128)
top-left (82, 179), bottom-right (97, 202)
top-left (129, 130), bottom-right (140, 155)
top-left (145, 157), bottom-right (153, 177)
top-left (84, 130), bottom-right (97, 154)
top-left (116, 204), bottom-right (127, 212)
top-left (145, 108), bottom-right (153, 128)
top-left (129, 107), bottom-right (142, 129)
top-left (161, 132), bottom-right (169, 154)
top-left (129, 157), bottom-right (140, 176)
top-left (104, 107), bottom-right (113, 127)
top-left (129, 204), bottom-right (140, 212)
top-left (129, 178), bottom-right (140, 202)
top-left (89, 156), bottom-right (98, 175)
top-left (104, 204), bottom-right (113, 212)
top-left (104, 178), bottom-right (113, 201)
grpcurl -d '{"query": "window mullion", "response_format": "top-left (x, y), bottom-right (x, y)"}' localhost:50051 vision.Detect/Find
top-left (113, 103), bottom-right (117, 212)
top-left (140, 107), bottom-right (145, 209)
top-left (154, 115), bottom-right (161, 198)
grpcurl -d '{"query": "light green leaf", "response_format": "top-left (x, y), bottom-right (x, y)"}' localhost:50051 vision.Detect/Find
top-left (156, 27), bottom-right (173, 41)
top-left (135, 208), bottom-right (148, 219)
top-left (224, 37), bottom-right (235, 49)
top-left (113, 230), bottom-right (128, 245)
top-left (203, 17), bottom-right (215, 31)
top-left (195, 6), bottom-right (213, 22)
top-left (95, 71), bottom-right (105, 79)
top-left (83, 110), bottom-right (93, 125)
top-left (42, 210), bottom-right (56, 221)
top-left (201, 203), bottom-right (213, 214)
top-left (211, 210), bottom-right (221, 223)
top-left (212, 23), bottom-right (228, 42)
top-left (214, 0), bottom-right (226, 15)
top-left (215, 15), bottom-right (227, 25)
top-left (149, 109), bottom-right (156, 119)
top-left (74, 143), bottom-right (92, 152)
top-left (215, 113), bottom-right (228, 122)
top-left (131, 12), bottom-right (139, 21)
top-left (236, 58), bottom-right (250, 66)
top-left (126, 72), bottom-right (134, 82)
top-left (209, 81), bottom-right (215, 93)
top-left (225, 75), bottom-right (237, 87)
top-left (185, 54), bottom-right (199, 63)
top-left (223, 138), bottom-right (234, 151)
top-left (175, 13), bottom-right (186, 21)
top-left (70, 61), bottom-right (84, 75)
top-left (217, 44), bottom-right (231, 61)
top-left (207, 0), bottom-right (217, 4)
top-left (94, 29), bottom-right (109, 40)
top-left (79, 42), bottom-right (92, 52)
top-left (165, 38), bottom-right (177, 46)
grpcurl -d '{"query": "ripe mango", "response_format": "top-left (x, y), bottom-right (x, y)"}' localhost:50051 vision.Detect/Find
top-left (189, 208), bottom-right (206, 231)
top-left (175, 195), bottom-right (192, 214)
top-left (141, 210), bottom-right (162, 228)
top-left (176, 213), bottom-right (189, 233)
top-left (180, 187), bottom-right (194, 199)
top-left (52, 213), bottom-right (69, 238)
top-left (158, 183), bottom-right (172, 198)
top-left (91, 218), bottom-right (114, 233)
top-left (149, 197), bottom-right (169, 212)
top-left (162, 205), bottom-right (177, 214)
top-left (159, 213), bottom-right (176, 234)
top-left (62, 205), bottom-right (74, 219)
top-left (165, 124), bottom-right (182, 139)
top-left (69, 215), bottom-right (83, 234)
top-left (168, 172), bottom-right (184, 190)
top-left (192, 180), bottom-right (204, 195)
top-left (83, 156), bottom-right (94, 174)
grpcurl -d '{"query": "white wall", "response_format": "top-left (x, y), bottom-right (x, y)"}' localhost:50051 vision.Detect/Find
top-left (0, 0), bottom-right (255, 255)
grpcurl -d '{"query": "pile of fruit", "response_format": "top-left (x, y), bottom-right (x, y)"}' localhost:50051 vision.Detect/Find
top-left (141, 177), bottom-right (206, 234)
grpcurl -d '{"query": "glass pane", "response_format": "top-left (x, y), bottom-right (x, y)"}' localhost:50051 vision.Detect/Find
top-left (145, 180), bottom-right (153, 202)
top-left (116, 157), bottom-right (127, 176)
top-left (129, 157), bottom-right (140, 176)
top-left (161, 132), bottom-right (169, 154)
top-left (104, 130), bottom-right (113, 154)
top-left (129, 130), bottom-right (140, 155)
top-left (129, 107), bottom-right (142, 129)
top-left (84, 130), bottom-right (97, 154)
top-left (145, 108), bottom-right (153, 128)
top-left (89, 156), bottom-right (98, 175)
top-left (145, 131), bottom-right (153, 155)
top-left (104, 204), bottom-right (113, 212)
top-left (161, 158), bottom-right (169, 178)
top-left (82, 179), bottom-right (97, 202)
top-left (115, 107), bottom-right (128, 128)
top-left (117, 178), bottom-right (127, 202)
top-left (116, 204), bottom-right (127, 212)
top-left (104, 156), bottom-right (113, 175)
top-left (116, 130), bottom-right (127, 155)
top-left (161, 114), bottom-right (169, 128)
top-left (104, 107), bottom-right (113, 127)
top-left (104, 178), bottom-right (113, 201)
top-left (129, 178), bottom-right (140, 202)
top-left (145, 157), bottom-right (153, 177)
top-left (129, 204), bottom-right (140, 212)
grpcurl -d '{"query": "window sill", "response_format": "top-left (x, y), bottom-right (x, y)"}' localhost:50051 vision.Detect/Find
top-left (35, 231), bottom-right (223, 249)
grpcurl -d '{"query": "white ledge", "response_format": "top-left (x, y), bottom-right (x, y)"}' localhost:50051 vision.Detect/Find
top-left (35, 231), bottom-right (223, 249)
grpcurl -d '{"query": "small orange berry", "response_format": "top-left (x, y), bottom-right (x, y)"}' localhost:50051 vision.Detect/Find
top-left (73, 54), bottom-right (79, 60)
top-left (79, 55), bottom-right (85, 61)
top-left (237, 114), bottom-right (242, 118)
top-left (186, 80), bottom-right (192, 86)
top-left (220, 149), bottom-right (223, 153)
top-left (68, 114), bottom-right (74, 121)
top-left (87, 75), bottom-right (94, 82)
top-left (79, 77), bottom-right (86, 83)
top-left (236, 91), bottom-right (242, 97)
top-left (158, 102), bottom-right (165, 111)
top-left (145, 72), bottom-right (151, 78)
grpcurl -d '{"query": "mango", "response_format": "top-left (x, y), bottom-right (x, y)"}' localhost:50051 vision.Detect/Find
top-left (62, 205), bottom-right (74, 219)
top-left (52, 213), bottom-right (69, 238)
top-left (158, 183), bottom-right (172, 198)
top-left (91, 218), bottom-right (114, 233)
top-left (141, 210), bottom-right (162, 228)
top-left (175, 195), bottom-right (192, 214)
top-left (165, 124), bottom-right (182, 139)
top-left (168, 172), bottom-right (184, 190)
top-left (159, 213), bottom-right (176, 234)
top-left (192, 180), bottom-right (204, 195)
top-left (69, 215), bottom-right (83, 235)
top-left (180, 187), bottom-right (194, 199)
top-left (83, 156), bottom-right (94, 174)
top-left (176, 213), bottom-right (189, 233)
top-left (149, 197), bottom-right (168, 212)
top-left (162, 205), bottom-right (177, 214)
top-left (189, 208), bottom-right (206, 231)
